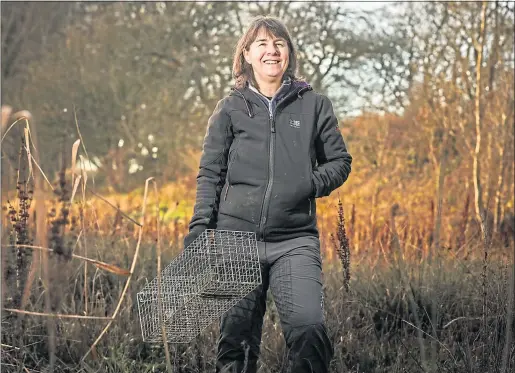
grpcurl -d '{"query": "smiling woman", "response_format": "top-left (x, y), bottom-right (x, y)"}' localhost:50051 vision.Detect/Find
top-left (184, 15), bottom-right (352, 373)
top-left (242, 32), bottom-right (289, 96)
top-left (232, 17), bottom-right (301, 95)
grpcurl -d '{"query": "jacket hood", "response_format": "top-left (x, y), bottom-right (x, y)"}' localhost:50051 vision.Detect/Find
top-left (230, 78), bottom-right (312, 117)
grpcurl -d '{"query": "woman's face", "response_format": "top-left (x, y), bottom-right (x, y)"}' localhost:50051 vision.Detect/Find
top-left (244, 28), bottom-right (289, 86)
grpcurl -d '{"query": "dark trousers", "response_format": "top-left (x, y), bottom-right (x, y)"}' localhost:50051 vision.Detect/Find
top-left (215, 236), bottom-right (333, 373)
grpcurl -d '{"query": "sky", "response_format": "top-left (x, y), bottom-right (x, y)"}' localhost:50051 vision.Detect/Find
top-left (345, 1), bottom-right (395, 11)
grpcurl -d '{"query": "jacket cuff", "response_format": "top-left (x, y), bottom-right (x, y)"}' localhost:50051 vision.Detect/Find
top-left (311, 175), bottom-right (319, 198)
top-left (184, 224), bottom-right (207, 249)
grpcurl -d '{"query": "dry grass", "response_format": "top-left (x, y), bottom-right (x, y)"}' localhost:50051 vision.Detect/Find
top-left (1, 122), bottom-right (514, 373)
top-left (2, 232), bottom-right (512, 372)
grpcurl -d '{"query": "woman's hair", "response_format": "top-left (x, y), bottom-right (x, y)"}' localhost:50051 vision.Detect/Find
top-left (232, 16), bottom-right (301, 89)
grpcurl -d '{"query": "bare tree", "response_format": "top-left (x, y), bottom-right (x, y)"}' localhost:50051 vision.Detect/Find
top-left (4, 2), bottom-right (241, 191)
top-left (1, 2), bottom-right (75, 88)
top-left (407, 1), bottom-right (514, 246)
top-left (247, 2), bottom-right (417, 115)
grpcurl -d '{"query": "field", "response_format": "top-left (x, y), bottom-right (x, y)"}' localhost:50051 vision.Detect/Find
top-left (1, 157), bottom-right (513, 373)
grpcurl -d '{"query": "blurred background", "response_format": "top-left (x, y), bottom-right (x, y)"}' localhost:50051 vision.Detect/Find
top-left (1, 2), bottom-right (514, 372)
top-left (2, 1), bottom-right (514, 252)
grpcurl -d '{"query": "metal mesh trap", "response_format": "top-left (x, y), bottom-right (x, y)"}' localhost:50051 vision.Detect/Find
top-left (137, 229), bottom-right (261, 343)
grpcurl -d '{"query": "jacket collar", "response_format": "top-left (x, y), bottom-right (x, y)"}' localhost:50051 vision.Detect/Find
top-left (248, 79), bottom-right (291, 104)
top-left (230, 78), bottom-right (312, 117)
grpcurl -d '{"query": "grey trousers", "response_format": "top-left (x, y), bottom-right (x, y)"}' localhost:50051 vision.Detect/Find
top-left (215, 235), bottom-right (334, 373)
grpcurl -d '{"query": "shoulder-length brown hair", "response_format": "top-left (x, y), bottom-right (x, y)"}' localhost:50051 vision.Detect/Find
top-left (232, 16), bottom-right (301, 89)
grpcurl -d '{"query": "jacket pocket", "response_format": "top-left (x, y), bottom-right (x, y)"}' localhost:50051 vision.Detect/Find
top-left (308, 156), bottom-right (315, 198)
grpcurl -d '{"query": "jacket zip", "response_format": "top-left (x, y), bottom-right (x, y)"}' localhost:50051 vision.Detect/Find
top-left (232, 85), bottom-right (308, 241)
top-left (258, 91), bottom-right (298, 240)
top-left (258, 107), bottom-right (275, 240)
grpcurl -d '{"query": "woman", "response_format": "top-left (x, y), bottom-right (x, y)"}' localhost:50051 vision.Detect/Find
top-left (184, 16), bottom-right (352, 373)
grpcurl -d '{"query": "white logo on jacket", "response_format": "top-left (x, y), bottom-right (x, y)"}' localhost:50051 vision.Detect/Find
top-left (289, 119), bottom-right (300, 128)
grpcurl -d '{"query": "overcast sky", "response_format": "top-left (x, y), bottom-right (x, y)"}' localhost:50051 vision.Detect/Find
top-left (345, 1), bottom-right (394, 11)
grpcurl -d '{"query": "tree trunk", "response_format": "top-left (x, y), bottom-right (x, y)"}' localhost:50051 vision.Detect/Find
top-left (485, 130), bottom-right (494, 212)
top-left (494, 112), bottom-right (509, 233)
top-left (472, 1), bottom-right (488, 242)
top-left (432, 131), bottom-right (448, 262)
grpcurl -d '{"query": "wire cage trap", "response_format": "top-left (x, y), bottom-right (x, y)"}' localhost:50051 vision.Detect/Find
top-left (137, 229), bottom-right (262, 343)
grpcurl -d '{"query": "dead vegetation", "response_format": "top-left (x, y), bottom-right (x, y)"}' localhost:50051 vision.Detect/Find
top-left (1, 115), bottom-right (513, 373)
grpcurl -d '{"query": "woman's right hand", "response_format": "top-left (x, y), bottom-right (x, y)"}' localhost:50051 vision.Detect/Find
top-left (183, 225), bottom-right (207, 249)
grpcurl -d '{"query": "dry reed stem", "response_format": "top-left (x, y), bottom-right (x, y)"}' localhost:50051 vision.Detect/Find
top-left (73, 230), bottom-right (83, 252)
top-left (74, 107), bottom-right (96, 186)
top-left (480, 209), bottom-right (491, 371)
top-left (17, 113), bottom-right (57, 371)
top-left (1, 115), bottom-right (30, 143)
top-left (71, 138), bottom-right (82, 317)
top-left (22, 145), bottom-right (54, 191)
top-left (152, 180), bottom-right (173, 373)
top-left (20, 254), bottom-right (39, 310)
top-left (1, 343), bottom-right (20, 350)
top-left (4, 308), bottom-right (112, 320)
top-left (442, 314), bottom-right (507, 329)
top-left (402, 319), bottom-right (457, 365)
top-left (88, 189), bottom-right (142, 227)
top-left (501, 256), bottom-right (514, 373)
top-left (80, 177), bottom-right (153, 362)
top-left (23, 128), bottom-right (34, 183)
top-left (70, 175), bottom-right (82, 204)
top-left (0, 245), bottom-right (6, 310)
top-left (21, 145), bottom-right (54, 191)
top-left (5, 118), bottom-right (53, 192)
top-left (404, 281), bottom-right (428, 366)
top-left (398, 337), bottom-right (427, 373)
top-left (71, 139), bottom-right (80, 188)
top-left (378, 241), bottom-right (392, 266)
top-left (4, 244), bottom-right (130, 276)
top-left (80, 167), bottom-right (88, 315)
